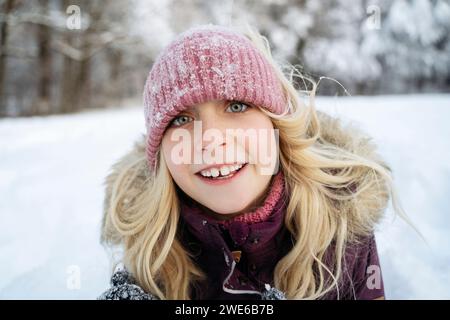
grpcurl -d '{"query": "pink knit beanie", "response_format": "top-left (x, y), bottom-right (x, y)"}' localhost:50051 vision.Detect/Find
top-left (143, 24), bottom-right (287, 171)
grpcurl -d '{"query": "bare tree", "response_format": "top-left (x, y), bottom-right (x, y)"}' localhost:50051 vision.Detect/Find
top-left (0, 0), bottom-right (16, 115)
top-left (31, 0), bottom-right (53, 115)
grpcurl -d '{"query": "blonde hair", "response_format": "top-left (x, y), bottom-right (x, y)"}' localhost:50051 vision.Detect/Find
top-left (101, 24), bottom-right (409, 299)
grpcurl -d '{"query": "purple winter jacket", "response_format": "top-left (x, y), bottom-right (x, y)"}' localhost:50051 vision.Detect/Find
top-left (176, 175), bottom-right (385, 300)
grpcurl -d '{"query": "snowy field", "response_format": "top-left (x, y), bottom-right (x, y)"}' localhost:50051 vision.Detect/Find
top-left (0, 94), bottom-right (449, 299)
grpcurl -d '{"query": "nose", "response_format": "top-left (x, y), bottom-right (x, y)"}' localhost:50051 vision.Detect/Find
top-left (195, 115), bottom-right (227, 153)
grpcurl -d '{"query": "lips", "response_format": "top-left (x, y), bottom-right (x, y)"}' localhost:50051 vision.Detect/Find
top-left (197, 163), bottom-right (245, 178)
top-left (195, 163), bottom-right (248, 184)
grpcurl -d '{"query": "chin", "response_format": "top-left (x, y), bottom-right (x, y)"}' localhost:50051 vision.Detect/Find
top-left (205, 200), bottom-right (250, 215)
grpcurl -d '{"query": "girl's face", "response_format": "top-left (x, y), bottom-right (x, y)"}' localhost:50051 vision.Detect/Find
top-left (161, 100), bottom-right (278, 217)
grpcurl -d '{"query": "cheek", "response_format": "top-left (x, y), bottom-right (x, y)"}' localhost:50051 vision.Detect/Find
top-left (161, 135), bottom-right (195, 192)
top-left (239, 113), bottom-right (274, 136)
top-left (161, 136), bottom-right (185, 177)
top-left (239, 115), bottom-right (277, 174)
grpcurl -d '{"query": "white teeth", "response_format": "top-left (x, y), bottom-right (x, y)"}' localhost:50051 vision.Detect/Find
top-left (220, 166), bottom-right (230, 176)
top-left (199, 164), bottom-right (245, 178)
top-left (210, 168), bottom-right (220, 178)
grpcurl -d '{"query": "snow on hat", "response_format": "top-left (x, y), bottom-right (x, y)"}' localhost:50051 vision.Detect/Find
top-left (143, 24), bottom-right (287, 171)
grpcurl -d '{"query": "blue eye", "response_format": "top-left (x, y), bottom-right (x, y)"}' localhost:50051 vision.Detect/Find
top-left (226, 101), bottom-right (249, 113)
top-left (171, 115), bottom-right (193, 127)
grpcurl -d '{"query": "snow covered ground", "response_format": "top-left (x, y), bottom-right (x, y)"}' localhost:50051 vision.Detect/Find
top-left (1, 94), bottom-right (449, 299)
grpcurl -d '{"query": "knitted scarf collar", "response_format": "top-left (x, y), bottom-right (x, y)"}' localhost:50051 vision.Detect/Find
top-left (178, 170), bottom-right (286, 227)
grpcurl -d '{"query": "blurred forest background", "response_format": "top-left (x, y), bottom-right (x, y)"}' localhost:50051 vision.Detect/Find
top-left (0, 0), bottom-right (449, 117)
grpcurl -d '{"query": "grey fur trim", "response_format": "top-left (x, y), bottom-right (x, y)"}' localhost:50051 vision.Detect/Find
top-left (261, 284), bottom-right (287, 300)
top-left (97, 270), bottom-right (159, 300)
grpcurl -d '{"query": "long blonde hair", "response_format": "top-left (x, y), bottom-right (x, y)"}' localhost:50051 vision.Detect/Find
top-left (101, 24), bottom-right (408, 299)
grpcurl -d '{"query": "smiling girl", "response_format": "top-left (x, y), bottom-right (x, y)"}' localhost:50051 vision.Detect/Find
top-left (99, 24), bottom-right (400, 300)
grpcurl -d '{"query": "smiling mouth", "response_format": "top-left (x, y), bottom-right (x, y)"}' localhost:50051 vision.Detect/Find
top-left (195, 163), bottom-right (248, 180)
